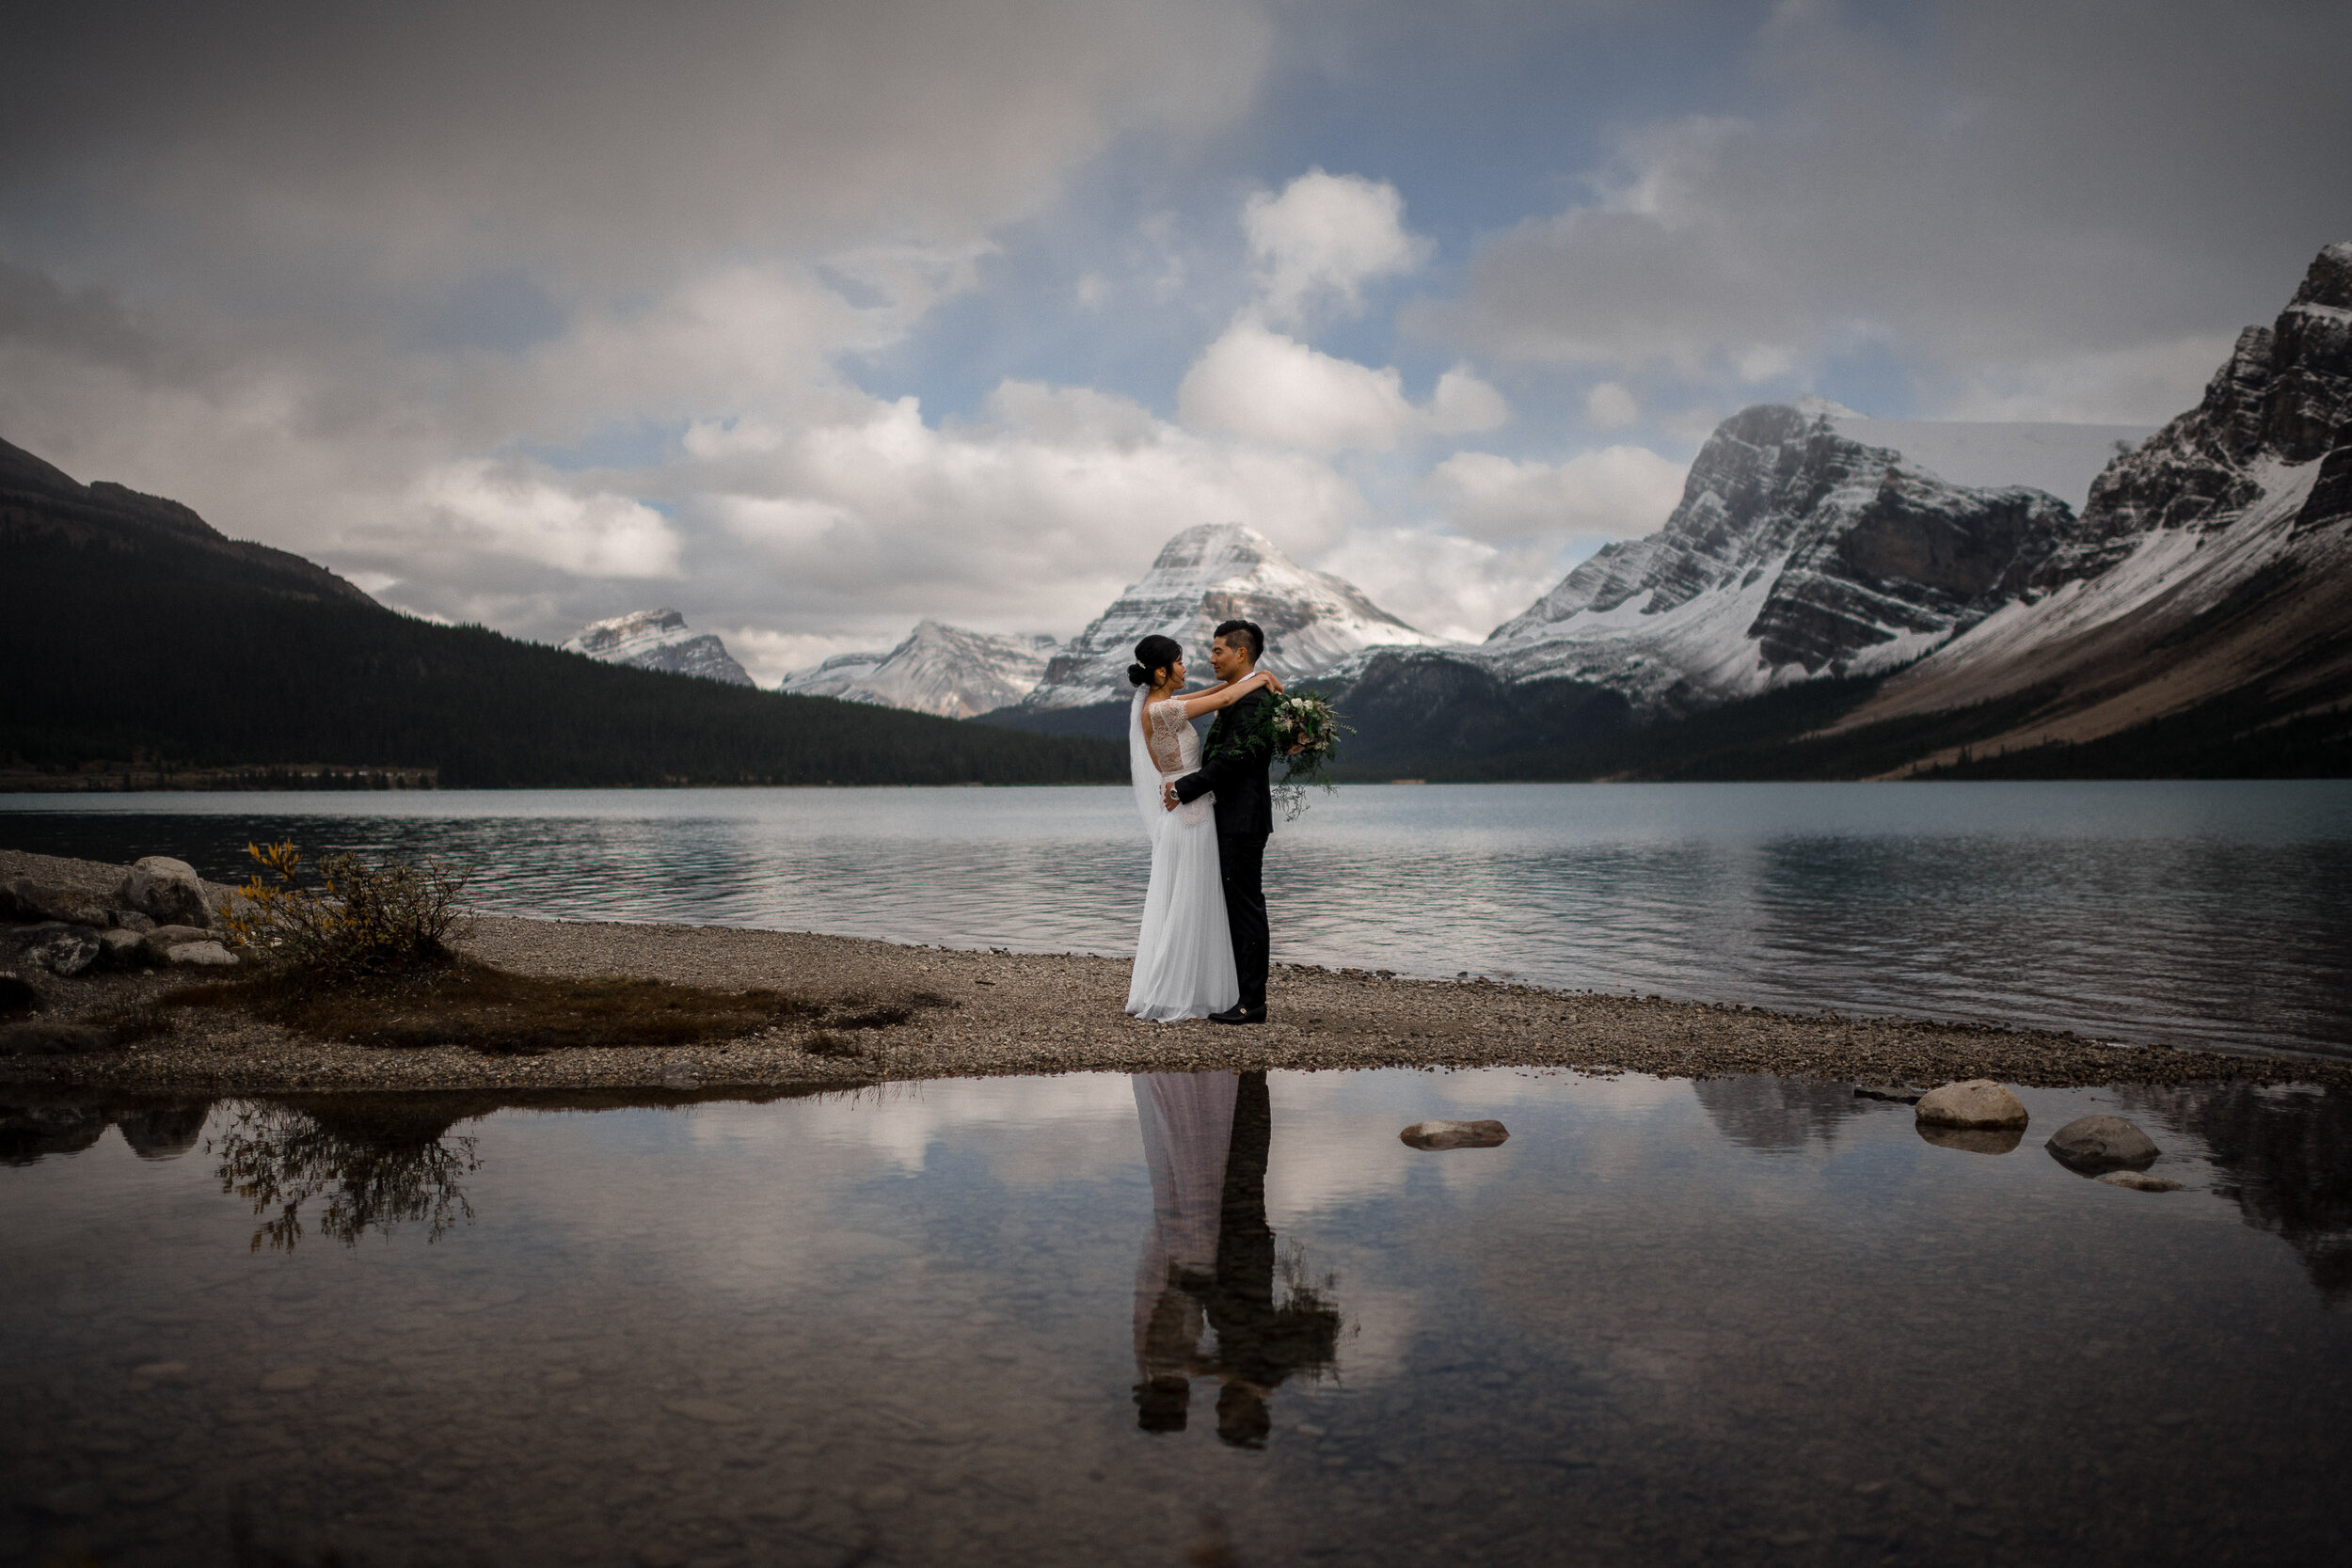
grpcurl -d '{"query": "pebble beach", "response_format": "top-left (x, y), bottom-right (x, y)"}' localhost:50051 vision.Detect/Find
top-left (5, 847), bottom-right (2346, 1097)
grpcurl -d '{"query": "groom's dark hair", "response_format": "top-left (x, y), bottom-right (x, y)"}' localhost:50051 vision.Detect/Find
top-left (1212, 619), bottom-right (1263, 663)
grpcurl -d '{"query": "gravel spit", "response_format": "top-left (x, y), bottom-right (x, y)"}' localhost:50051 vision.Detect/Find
top-left (4, 847), bottom-right (2344, 1095)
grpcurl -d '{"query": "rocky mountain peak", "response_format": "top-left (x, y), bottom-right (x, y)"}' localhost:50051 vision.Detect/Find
top-left (561, 608), bottom-right (752, 686)
top-left (782, 621), bottom-right (1058, 719)
top-left (2051, 240), bottom-right (2352, 583)
top-left (1014, 522), bottom-right (1444, 712)
top-left (567, 608), bottom-right (690, 654)
top-left (1484, 402), bottom-right (2077, 713)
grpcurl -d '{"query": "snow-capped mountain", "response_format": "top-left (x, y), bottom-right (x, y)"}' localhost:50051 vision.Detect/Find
top-left (780, 648), bottom-right (890, 701)
top-left (1831, 240), bottom-right (2352, 760)
top-left (560, 608), bottom-right (753, 686)
top-left (1013, 522), bottom-right (1449, 712)
top-left (1472, 404), bottom-right (2082, 716)
top-left (779, 621), bottom-right (1058, 719)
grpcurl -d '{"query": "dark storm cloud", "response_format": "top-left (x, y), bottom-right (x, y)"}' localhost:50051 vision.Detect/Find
top-left (1428, 0), bottom-right (2352, 417)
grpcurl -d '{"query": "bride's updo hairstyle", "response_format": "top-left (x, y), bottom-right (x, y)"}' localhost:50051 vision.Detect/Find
top-left (1128, 634), bottom-right (1183, 689)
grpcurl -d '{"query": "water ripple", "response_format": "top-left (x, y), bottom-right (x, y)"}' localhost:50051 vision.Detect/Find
top-left (4, 780), bottom-right (2347, 1056)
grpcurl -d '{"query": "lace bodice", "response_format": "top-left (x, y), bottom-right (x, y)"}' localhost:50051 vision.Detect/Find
top-left (1145, 699), bottom-right (1202, 775)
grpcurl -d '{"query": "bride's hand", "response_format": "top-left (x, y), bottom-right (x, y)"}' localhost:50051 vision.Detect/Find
top-left (1263, 672), bottom-right (1284, 694)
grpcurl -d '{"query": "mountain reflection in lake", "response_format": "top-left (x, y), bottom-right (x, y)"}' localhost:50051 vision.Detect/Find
top-left (4, 1069), bottom-right (2350, 1566)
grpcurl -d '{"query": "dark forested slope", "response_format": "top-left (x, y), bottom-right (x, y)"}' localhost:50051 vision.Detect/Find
top-left (0, 438), bottom-right (1120, 787)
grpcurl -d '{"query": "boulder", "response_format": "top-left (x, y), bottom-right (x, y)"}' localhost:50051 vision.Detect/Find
top-left (118, 858), bottom-right (211, 929)
top-left (0, 879), bottom-right (37, 922)
top-left (0, 973), bottom-right (37, 1018)
top-left (0, 1021), bottom-right (119, 1056)
top-left (97, 928), bottom-right (152, 968)
top-left (1400, 1119), bottom-right (1510, 1150)
top-left (2098, 1170), bottom-right (2182, 1193)
top-left (165, 941), bottom-right (238, 968)
top-left (141, 925), bottom-right (215, 962)
top-left (1915, 1080), bottom-right (2028, 1131)
top-left (112, 911), bottom-right (157, 934)
top-left (1915, 1124), bottom-right (2024, 1156)
top-left (1, 879), bottom-right (111, 928)
top-left (24, 928), bottom-right (102, 978)
top-left (2045, 1115), bottom-right (2161, 1172)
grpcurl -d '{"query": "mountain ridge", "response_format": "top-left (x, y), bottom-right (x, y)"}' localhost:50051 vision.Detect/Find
top-left (1825, 241), bottom-right (2352, 770)
top-left (781, 621), bottom-right (1058, 719)
top-left (0, 437), bottom-right (1121, 788)
top-left (562, 608), bottom-right (753, 687)
top-left (1011, 522), bottom-right (1450, 714)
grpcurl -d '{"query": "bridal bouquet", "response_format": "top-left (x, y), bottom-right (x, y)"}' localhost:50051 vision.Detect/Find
top-left (1256, 690), bottom-right (1352, 820)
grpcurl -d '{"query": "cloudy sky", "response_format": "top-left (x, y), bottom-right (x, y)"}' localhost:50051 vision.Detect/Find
top-left (5, 1), bottom-right (2346, 679)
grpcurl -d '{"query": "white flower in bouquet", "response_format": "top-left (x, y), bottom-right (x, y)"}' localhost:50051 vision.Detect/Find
top-left (1255, 691), bottom-right (1352, 819)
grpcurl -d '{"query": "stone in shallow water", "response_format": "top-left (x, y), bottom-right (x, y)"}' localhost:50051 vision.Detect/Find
top-left (1915, 1080), bottom-right (2028, 1130)
top-left (1915, 1123), bottom-right (2024, 1156)
top-left (1400, 1119), bottom-right (1510, 1150)
top-left (2098, 1170), bottom-right (2182, 1192)
top-left (2045, 1115), bottom-right (2160, 1172)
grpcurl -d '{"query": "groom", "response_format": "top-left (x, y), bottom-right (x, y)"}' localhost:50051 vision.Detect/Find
top-left (1165, 619), bottom-right (1274, 1025)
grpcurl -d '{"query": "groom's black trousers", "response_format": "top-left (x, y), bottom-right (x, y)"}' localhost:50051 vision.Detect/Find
top-left (1216, 831), bottom-right (1270, 1013)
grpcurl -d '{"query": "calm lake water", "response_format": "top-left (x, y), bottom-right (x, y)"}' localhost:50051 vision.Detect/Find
top-left (4, 1069), bottom-right (2347, 1566)
top-left (5, 781), bottom-right (2349, 1057)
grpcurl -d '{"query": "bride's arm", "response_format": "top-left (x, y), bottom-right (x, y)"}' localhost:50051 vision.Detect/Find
top-left (1175, 669), bottom-right (1278, 720)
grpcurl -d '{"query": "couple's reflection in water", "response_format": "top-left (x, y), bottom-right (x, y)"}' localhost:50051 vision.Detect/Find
top-left (1131, 1069), bottom-right (1343, 1446)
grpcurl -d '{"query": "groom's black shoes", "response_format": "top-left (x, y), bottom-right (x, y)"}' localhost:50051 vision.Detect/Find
top-left (1207, 1005), bottom-right (1266, 1025)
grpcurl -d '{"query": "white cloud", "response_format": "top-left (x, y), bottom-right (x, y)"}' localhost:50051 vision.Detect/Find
top-left (1429, 365), bottom-right (1511, 435)
top-left (1178, 322), bottom-right (1418, 450)
top-left (1584, 380), bottom-right (1639, 429)
top-left (1426, 0), bottom-right (2352, 418)
top-left (721, 626), bottom-right (891, 688)
top-left (1243, 168), bottom-right (1431, 326)
top-left (698, 383), bottom-right (1368, 631)
top-left (414, 460), bottom-right (683, 578)
top-left (1422, 445), bottom-right (1687, 545)
top-left (1178, 325), bottom-right (1507, 451)
top-left (1312, 528), bottom-right (1550, 644)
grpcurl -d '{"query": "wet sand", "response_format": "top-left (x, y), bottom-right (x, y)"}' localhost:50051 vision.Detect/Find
top-left (4, 847), bottom-right (2346, 1095)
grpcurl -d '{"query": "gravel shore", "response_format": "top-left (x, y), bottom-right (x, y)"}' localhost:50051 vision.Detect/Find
top-left (4, 847), bottom-right (2346, 1096)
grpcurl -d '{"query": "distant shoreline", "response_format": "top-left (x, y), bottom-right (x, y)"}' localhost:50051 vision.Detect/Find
top-left (5, 848), bottom-right (2345, 1099)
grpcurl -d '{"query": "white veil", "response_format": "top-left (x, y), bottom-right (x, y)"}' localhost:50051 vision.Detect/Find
top-left (1127, 688), bottom-right (1168, 843)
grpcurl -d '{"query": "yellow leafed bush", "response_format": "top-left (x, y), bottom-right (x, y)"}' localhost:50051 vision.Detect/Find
top-left (219, 840), bottom-right (472, 981)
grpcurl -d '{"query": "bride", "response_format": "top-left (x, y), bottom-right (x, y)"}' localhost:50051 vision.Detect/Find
top-left (1124, 634), bottom-right (1282, 1022)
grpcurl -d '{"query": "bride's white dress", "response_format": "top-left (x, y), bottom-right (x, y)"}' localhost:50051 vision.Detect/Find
top-left (1124, 691), bottom-right (1241, 1021)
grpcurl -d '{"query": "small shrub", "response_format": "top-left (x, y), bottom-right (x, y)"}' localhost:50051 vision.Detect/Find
top-left (220, 841), bottom-right (471, 982)
top-left (803, 1028), bottom-right (865, 1058)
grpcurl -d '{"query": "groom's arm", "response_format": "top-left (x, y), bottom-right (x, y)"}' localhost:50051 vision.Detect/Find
top-left (1172, 691), bottom-right (1271, 805)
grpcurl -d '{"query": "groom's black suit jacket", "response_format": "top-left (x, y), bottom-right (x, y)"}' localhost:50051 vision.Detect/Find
top-left (1173, 687), bottom-right (1273, 837)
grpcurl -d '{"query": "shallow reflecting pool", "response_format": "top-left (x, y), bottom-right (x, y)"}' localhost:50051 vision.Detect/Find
top-left (5, 1068), bottom-right (2348, 1565)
